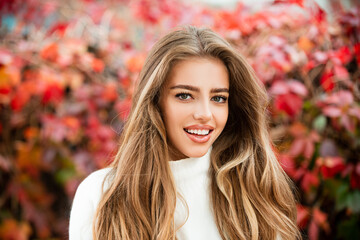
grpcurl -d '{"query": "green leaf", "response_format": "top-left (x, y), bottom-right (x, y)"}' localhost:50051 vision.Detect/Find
top-left (303, 100), bottom-right (313, 111)
top-left (337, 215), bottom-right (360, 240)
top-left (313, 115), bottom-right (327, 132)
top-left (348, 191), bottom-right (360, 213)
top-left (55, 168), bottom-right (76, 185)
top-left (335, 183), bottom-right (350, 211)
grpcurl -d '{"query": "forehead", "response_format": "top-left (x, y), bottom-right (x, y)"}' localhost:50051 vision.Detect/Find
top-left (164, 57), bottom-right (229, 88)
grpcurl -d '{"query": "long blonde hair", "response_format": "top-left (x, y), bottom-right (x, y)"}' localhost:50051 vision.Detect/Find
top-left (94, 26), bottom-right (301, 240)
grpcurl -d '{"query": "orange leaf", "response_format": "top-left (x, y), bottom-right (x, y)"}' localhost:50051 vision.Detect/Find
top-left (24, 127), bottom-right (39, 140)
top-left (126, 55), bottom-right (145, 73)
top-left (10, 89), bottom-right (30, 112)
top-left (62, 116), bottom-right (80, 130)
top-left (289, 122), bottom-right (307, 137)
top-left (16, 142), bottom-right (43, 177)
top-left (92, 58), bottom-right (105, 73)
top-left (298, 36), bottom-right (314, 52)
top-left (102, 82), bottom-right (118, 102)
top-left (40, 43), bottom-right (59, 62)
top-left (0, 219), bottom-right (32, 240)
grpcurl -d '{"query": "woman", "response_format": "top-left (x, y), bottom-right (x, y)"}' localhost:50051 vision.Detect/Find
top-left (69, 26), bottom-right (301, 240)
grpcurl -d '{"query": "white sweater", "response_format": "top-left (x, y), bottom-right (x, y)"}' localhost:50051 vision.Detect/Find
top-left (69, 149), bottom-right (222, 240)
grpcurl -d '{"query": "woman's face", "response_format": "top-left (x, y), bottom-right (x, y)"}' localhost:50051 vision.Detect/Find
top-left (160, 57), bottom-right (229, 160)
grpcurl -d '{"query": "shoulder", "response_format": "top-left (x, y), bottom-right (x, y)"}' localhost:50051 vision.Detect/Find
top-left (74, 168), bottom-right (113, 207)
top-left (69, 168), bottom-right (113, 239)
top-left (77, 168), bottom-right (113, 192)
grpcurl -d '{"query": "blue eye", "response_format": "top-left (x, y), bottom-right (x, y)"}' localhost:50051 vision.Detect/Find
top-left (212, 96), bottom-right (227, 103)
top-left (176, 93), bottom-right (192, 100)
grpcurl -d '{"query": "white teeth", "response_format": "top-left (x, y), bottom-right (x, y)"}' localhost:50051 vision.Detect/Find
top-left (185, 129), bottom-right (210, 135)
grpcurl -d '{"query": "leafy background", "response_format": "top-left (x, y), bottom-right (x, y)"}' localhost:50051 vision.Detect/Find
top-left (0, 0), bottom-right (359, 239)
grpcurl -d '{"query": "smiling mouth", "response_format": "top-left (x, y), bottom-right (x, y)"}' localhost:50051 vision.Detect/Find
top-left (184, 128), bottom-right (213, 136)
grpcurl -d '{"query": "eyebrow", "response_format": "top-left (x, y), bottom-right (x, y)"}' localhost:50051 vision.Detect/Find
top-left (170, 85), bottom-right (229, 93)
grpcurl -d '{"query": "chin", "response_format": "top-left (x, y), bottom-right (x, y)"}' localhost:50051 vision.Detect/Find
top-left (184, 147), bottom-right (210, 159)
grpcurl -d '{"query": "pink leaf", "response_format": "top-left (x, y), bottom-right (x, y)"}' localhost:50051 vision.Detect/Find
top-left (334, 65), bottom-right (350, 80)
top-left (269, 81), bottom-right (289, 95)
top-left (304, 140), bottom-right (315, 159)
top-left (289, 138), bottom-right (305, 157)
top-left (349, 107), bottom-right (360, 120)
top-left (322, 106), bottom-right (342, 117)
top-left (288, 80), bottom-right (308, 96)
top-left (340, 115), bottom-right (355, 132)
top-left (308, 219), bottom-right (319, 240)
top-left (301, 171), bottom-right (319, 192)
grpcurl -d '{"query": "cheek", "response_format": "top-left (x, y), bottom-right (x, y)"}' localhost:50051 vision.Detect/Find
top-left (215, 106), bottom-right (229, 128)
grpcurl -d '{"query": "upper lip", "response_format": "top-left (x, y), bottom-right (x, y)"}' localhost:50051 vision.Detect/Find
top-left (184, 125), bottom-right (214, 130)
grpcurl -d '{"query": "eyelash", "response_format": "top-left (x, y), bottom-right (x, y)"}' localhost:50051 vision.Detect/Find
top-left (175, 92), bottom-right (228, 103)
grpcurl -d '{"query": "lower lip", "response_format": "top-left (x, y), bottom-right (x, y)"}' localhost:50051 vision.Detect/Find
top-left (184, 130), bottom-right (212, 143)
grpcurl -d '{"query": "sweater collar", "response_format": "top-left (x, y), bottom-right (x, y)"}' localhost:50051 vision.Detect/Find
top-left (169, 147), bottom-right (212, 179)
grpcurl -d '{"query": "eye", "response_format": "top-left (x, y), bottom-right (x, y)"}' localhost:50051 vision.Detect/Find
top-left (176, 93), bottom-right (192, 100)
top-left (212, 95), bottom-right (227, 103)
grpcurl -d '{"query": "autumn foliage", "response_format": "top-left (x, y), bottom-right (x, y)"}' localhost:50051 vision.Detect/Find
top-left (0, 0), bottom-right (359, 239)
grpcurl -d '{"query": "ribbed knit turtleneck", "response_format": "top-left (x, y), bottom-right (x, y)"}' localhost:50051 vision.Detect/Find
top-left (169, 148), bottom-right (221, 239)
top-left (69, 148), bottom-right (222, 240)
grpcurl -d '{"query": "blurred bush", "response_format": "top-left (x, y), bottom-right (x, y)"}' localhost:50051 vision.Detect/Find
top-left (0, 0), bottom-right (359, 239)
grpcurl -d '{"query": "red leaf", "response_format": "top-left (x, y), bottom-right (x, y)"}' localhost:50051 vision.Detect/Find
top-left (42, 83), bottom-right (64, 105)
top-left (296, 204), bottom-right (310, 229)
top-left (301, 171), bottom-right (319, 192)
top-left (0, 86), bottom-right (11, 95)
top-left (334, 46), bottom-right (352, 65)
top-left (354, 43), bottom-right (360, 66)
top-left (274, 0), bottom-right (304, 7)
top-left (317, 157), bottom-right (346, 179)
top-left (312, 2), bottom-right (326, 23)
top-left (279, 154), bottom-right (297, 178)
top-left (350, 163), bottom-right (360, 189)
top-left (320, 70), bottom-right (335, 92)
top-left (115, 98), bottom-right (132, 121)
top-left (274, 93), bottom-right (303, 118)
top-left (10, 89), bottom-right (30, 112)
top-left (313, 208), bottom-right (330, 233)
top-left (48, 22), bottom-right (69, 37)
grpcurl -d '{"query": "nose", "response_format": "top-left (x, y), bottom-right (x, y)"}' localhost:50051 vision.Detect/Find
top-left (193, 100), bottom-right (212, 121)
